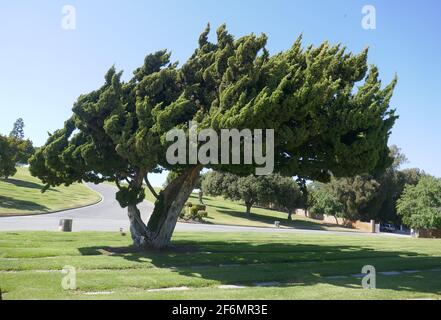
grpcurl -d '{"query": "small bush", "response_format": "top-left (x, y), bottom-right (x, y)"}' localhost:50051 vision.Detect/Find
top-left (189, 206), bottom-right (200, 216)
top-left (197, 210), bottom-right (208, 218)
top-left (179, 203), bottom-right (208, 221)
top-left (193, 204), bottom-right (206, 211)
top-left (184, 207), bottom-right (208, 221)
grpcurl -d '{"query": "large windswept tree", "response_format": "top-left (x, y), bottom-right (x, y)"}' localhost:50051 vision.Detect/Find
top-left (30, 24), bottom-right (397, 249)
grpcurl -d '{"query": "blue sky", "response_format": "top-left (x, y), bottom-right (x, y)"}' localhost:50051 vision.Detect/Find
top-left (1, 0), bottom-right (440, 186)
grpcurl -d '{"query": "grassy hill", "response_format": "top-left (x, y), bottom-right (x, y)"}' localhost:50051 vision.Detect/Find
top-left (0, 167), bottom-right (101, 216)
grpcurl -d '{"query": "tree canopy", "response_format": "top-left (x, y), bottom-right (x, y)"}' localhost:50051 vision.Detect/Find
top-left (29, 24), bottom-right (397, 248)
top-left (322, 146), bottom-right (423, 223)
top-left (202, 171), bottom-right (268, 215)
top-left (397, 176), bottom-right (441, 230)
top-left (308, 183), bottom-right (344, 223)
top-left (0, 135), bottom-right (17, 178)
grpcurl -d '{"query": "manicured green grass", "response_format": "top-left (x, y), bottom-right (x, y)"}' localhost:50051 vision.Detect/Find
top-left (1, 231), bottom-right (440, 299)
top-left (143, 187), bottom-right (354, 232)
top-left (0, 167), bottom-right (101, 216)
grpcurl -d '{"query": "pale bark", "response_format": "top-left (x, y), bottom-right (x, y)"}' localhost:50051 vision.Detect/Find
top-left (145, 165), bottom-right (202, 249)
top-left (127, 205), bottom-right (147, 247)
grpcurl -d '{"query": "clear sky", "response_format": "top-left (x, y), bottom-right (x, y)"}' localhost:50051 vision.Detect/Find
top-left (1, 0), bottom-right (440, 186)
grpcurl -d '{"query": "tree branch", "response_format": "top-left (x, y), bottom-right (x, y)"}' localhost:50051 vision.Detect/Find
top-left (144, 174), bottom-right (159, 199)
top-left (115, 178), bottom-right (122, 190)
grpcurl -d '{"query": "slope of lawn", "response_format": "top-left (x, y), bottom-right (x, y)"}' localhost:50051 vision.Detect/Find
top-left (143, 187), bottom-right (354, 232)
top-left (0, 231), bottom-right (440, 299)
top-left (0, 167), bottom-right (101, 216)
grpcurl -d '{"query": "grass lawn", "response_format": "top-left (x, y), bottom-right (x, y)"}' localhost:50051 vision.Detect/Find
top-left (143, 186), bottom-right (355, 232)
top-left (0, 231), bottom-right (440, 299)
top-left (0, 167), bottom-right (101, 216)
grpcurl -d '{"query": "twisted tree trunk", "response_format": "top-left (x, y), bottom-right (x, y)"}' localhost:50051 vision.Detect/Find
top-left (145, 165), bottom-right (202, 249)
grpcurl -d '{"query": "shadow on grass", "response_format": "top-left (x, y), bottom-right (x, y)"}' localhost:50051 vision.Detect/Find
top-left (207, 205), bottom-right (332, 230)
top-left (1, 178), bottom-right (59, 192)
top-left (78, 240), bottom-right (441, 295)
top-left (0, 195), bottom-right (49, 212)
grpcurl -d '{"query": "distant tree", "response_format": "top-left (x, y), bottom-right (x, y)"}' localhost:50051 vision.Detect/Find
top-left (397, 176), bottom-right (441, 230)
top-left (202, 171), bottom-right (267, 216)
top-left (6, 118), bottom-right (35, 164)
top-left (235, 175), bottom-right (270, 216)
top-left (201, 171), bottom-right (237, 199)
top-left (308, 183), bottom-right (344, 224)
top-left (370, 167), bottom-right (425, 224)
top-left (329, 175), bottom-right (380, 221)
top-left (13, 138), bottom-right (35, 164)
top-left (264, 174), bottom-right (303, 220)
top-left (400, 168), bottom-right (425, 186)
top-left (0, 135), bottom-right (17, 179)
top-left (203, 171), bottom-right (303, 217)
top-left (324, 145), bottom-right (422, 223)
top-left (10, 118), bottom-right (25, 140)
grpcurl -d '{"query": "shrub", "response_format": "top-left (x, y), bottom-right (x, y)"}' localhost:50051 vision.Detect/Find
top-left (197, 210), bottom-right (208, 218)
top-left (186, 206), bottom-right (208, 221)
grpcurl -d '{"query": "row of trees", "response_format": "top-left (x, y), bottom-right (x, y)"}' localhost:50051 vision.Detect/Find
top-left (201, 145), bottom-right (440, 231)
top-left (201, 171), bottom-right (303, 220)
top-left (307, 146), bottom-right (440, 229)
top-left (0, 119), bottom-right (34, 178)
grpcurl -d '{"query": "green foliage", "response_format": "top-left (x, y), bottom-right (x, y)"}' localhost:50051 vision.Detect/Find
top-left (10, 118), bottom-right (25, 140)
top-left (397, 176), bottom-right (441, 229)
top-left (29, 25), bottom-right (397, 245)
top-left (181, 202), bottom-right (207, 221)
top-left (115, 185), bottom-right (145, 208)
top-left (263, 174), bottom-right (303, 215)
top-left (202, 171), bottom-right (303, 216)
top-left (308, 183), bottom-right (344, 220)
top-left (202, 171), bottom-right (268, 214)
top-left (0, 135), bottom-right (17, 178)
top-left (329, 175), bottom-right (380, 221)
top-left (31, 24), bottom-right (396, 198)
top-left (164, 171), bottom-right (180, 188)
top-left (0, 118), bottom-right (35, 179)
top-left (10, 138), bottom-right (34, 164)
top-left (322, 146), bottom-right (423, 223)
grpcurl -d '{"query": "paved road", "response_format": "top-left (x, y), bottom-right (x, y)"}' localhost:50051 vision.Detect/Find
top-left (0, 183), bottom-right (406, 237)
